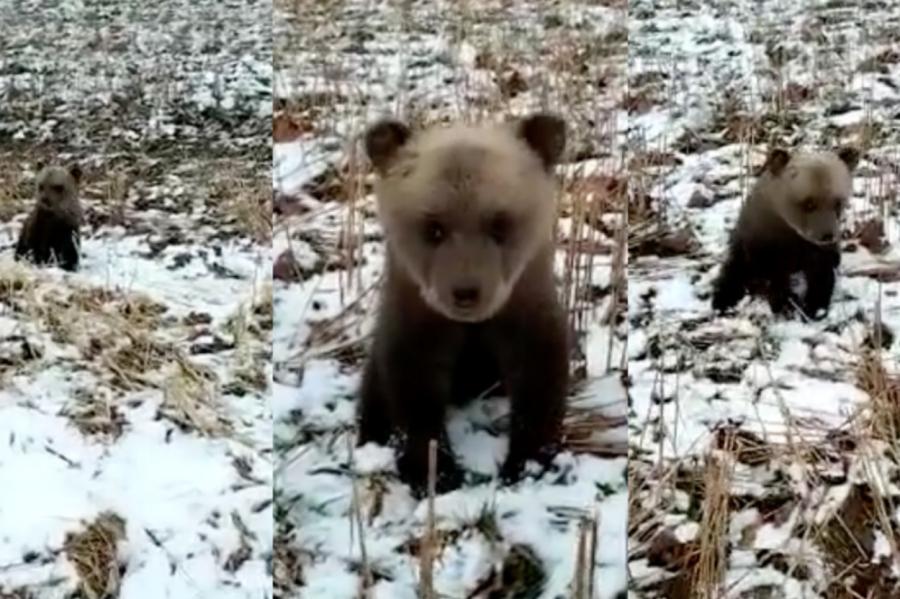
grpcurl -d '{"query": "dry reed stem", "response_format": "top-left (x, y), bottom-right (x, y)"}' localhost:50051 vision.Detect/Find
top-left (692, 450), bottom-right (731, 598)
top-left (572, 518), bottom-right (588, 599)
top-left (571, 511), bottom-right (600, 599)
top-left (419, 439), bottom-right (438, 599)
top-left (346, 436), bottom-right (373, 593)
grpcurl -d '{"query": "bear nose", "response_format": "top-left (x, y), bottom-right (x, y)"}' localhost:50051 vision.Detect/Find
top-left (452, 286), bottom-right (480, 308)
top-left (821, 232), bottom-right (835, 243)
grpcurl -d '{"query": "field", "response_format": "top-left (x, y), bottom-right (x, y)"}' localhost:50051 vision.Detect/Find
top-left (627, 0), bottom-right (900, 596)
top-left (7, 0), bottom-right (900, 597)
top-left (0, 1), bottom-right (273, 597)
top-left (272, 0), bottom-right (628, 597)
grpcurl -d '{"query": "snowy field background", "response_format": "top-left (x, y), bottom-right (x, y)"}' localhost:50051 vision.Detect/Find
top-left (627, 0), bottom-right (900, 596)
top-left (272, 1), bottom-right (628, 597)
top-left (0, 1), bottom-right (273, 598)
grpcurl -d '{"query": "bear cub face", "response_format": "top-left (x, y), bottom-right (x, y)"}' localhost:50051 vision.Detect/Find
top-left (763, 147), bottom-right (858, 246)
top-left (364, 115), bottom-right (564, 322)
top-left (35, 164), bottom-right (81, 212)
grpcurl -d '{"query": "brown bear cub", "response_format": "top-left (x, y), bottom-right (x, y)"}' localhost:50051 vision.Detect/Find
top-left (712, 146), bottom-right (860, 319)
top-left (15, 163), bottom-right (84, 272)
top-left (358, 113), bottom-right (570, 496)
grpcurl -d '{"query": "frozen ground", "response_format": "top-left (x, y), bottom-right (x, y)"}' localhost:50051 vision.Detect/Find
top-left (272, 1), bottom-right (628, 597)
top-left (0, 1), bottom-right (273, 598)
top-left (627, 0), bottom-right (900, 596)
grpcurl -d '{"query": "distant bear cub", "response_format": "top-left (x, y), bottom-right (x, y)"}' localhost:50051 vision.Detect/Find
top-left (15, 163), bottom-right (84, 272)
top-left (358, 113), bottom-right (570, 495)
top-left (712, 146), bottom-right (860, 319)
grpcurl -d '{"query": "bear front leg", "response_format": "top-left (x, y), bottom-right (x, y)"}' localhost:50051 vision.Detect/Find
top-left (801, 263), bottom-right (836, 320)
top-left (356, 355), bottom-right (391, 447)
top-left (492, 307), bottom-right (568, 484)
top-left (765, 270), bottom-right (800, 317)
top-left (712, 245), bottom-right (747, 313)
top-left (56, 230), bottom-right (80, 272)
top-left (378, 327), bottom-right (464, 497)
top-left (14, 214), bottom-right (35, 263)
top-left (14, 232), bottom-right (29, 263)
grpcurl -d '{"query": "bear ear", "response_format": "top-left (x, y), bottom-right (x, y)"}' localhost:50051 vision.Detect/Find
top-left (68, 163), bottom-right (83, 183)
top-left (364, 119), bottom-right (411, 174)
top-left (763, 148), bottom-right (791, 175)
top-left (34, 160), bottom-right (46, 173)
top-left (836, 146), bottom-right (860, 172)
top-left (515, 113), bottom-right (566, 170)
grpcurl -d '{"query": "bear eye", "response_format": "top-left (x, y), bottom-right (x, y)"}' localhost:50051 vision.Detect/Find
top-left (834, 197), bottom-right (845, 213)
top-left (423, 219), bottom-right (446, 246)
top-left (800, 197), bottom-right (816, 213)
top-left (488, 213), bottom-right (512, 245)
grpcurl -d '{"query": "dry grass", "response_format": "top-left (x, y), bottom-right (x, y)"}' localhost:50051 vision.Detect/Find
top-left (214, 169), bottom-right (273, 245)
top-left (691, 452), bottom-right (731, 597)
top-left (0, 260), bottom-right (234, 437)
top-left (857, 348), bottom-right (900, 439)
top-left (102, 169), bottom-right (129, 228)
top-left (273, 508), bottom-right (309, 599)
top-left (61, 388), bottom-right (128, 440)
top-left (63, 511), bottom-right (127, 599)
top-left (812, 482), bottom-right (895, 597)
top-left (0, 159), bottom-right (27, 222)
top-left (161, 357), bottom-right (229, 437)
top-left (224, 288), bottom-right (272, 397)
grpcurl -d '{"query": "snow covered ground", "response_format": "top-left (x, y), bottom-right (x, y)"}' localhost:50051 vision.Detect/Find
top-left (0, 1), bottom-right (273, 598)
top-left (272, 1), bottom-right (628, 597)
top-left (627, 0), bottom-right (900, 596)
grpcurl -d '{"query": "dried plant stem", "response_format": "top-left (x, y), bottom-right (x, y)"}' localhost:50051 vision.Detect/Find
top-left (419, 439), bottom-right (437, 599)
top-left (347, 437), bottom-right (373, 592)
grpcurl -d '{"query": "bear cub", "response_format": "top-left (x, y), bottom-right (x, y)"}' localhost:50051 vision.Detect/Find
top-left (712, 146), bottom-right (860, 319)
top-left (15, 163), bottom-right (84, 272)
top-left (358, 113), bottom-right (570, 496)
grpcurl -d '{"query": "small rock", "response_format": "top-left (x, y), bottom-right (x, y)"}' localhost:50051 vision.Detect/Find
top-left (855, 218), bottom-right (888, 254)
top-left (272, 113), bottom-right (312, 143)
top-left (687, 189), bottom-right (714, 208)
top-left (633, 226), bottom-right (699, 258)
top-left (499, 69), bottom-right (528, 99)
top-left (863, 321), bottom-right (894, 349)
top-left (273, 192), bottom-right (308, 217)
top-left (183, 311), bottom-right (213, 326)
top-left (189, 335), bottom-right (235, 355)
top-left (273, 250), bottom-right (300, 282)
top-left (302, 164), bottom-right (349, 202)
top-left (783, 82), bottom-right (810, 104)
top-left (647, 529), bottom-right (691, 569)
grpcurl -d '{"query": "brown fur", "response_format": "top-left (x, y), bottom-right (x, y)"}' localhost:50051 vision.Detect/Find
top-left (712, 146), bottom-right (860, 318)
top-left (15, 163), bottom-right (84, 272)
top-left (358, 114), bottom-right (570, 495)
